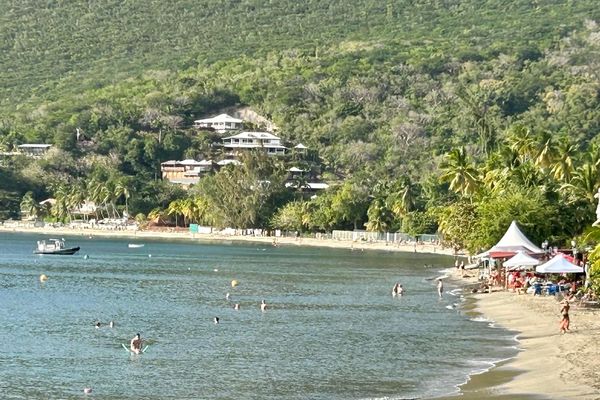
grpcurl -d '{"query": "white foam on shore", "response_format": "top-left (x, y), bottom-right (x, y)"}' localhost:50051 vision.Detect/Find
top-left (469, 315), bottom-right (493, 323)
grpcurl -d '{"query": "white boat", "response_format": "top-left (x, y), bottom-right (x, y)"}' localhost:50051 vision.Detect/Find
top-left (128, 244), bottom-right (145, 248)
top-left (34, 239), bottom-right (80, 255)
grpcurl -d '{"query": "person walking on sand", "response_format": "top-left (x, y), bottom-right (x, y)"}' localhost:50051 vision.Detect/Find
top-left (437, 279), bottom-right (444, 297)
top-left (559, 300), bottom-right (570, 333)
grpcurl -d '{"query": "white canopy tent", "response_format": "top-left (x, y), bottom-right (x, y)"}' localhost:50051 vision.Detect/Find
top-left (475, 220), bottom-right (544, 258)
top-left (536, 254), bottom-right (584, 274)
top-left (503, 251), bottom-right (541, 271)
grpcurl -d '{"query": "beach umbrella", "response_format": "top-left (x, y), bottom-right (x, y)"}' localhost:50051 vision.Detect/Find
top-left (536, 254), bottom-right (584, 274)
top-left (503, 251), bottom-right (541, 271)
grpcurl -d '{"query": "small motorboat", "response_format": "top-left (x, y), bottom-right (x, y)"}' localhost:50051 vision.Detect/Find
top-left (34, 239), bottom-right (80, 255)
top-left (128, 243), bottom-right (145, 248)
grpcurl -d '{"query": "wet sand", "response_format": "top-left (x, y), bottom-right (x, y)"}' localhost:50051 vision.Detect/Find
top-left (445, 270), bottom-right (600, 400)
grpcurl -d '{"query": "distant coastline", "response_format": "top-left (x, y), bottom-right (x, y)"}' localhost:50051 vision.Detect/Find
top-left (0, 225), bottom-right (455, 256)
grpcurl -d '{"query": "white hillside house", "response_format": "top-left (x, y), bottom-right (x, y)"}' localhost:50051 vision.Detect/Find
top-left (194, 113), bottom-right (243, 133)
top-left (222, 131), bottom-right (287, 156)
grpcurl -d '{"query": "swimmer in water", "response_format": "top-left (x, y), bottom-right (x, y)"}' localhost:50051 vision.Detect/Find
top-left (225, 292), bottom-right (230, 300)
top-left (95, 322), bottom-right (101, 329)
top-left (260, 300), bottom-right (267, 312)
top-left (234, 303), bottom-right (240, 310)
top-left (214, 317), bottom-right (220, 324)
top-left (130, 333), bottom-right (143, 354)
top-left (109, 321), bottom-right (114, 328)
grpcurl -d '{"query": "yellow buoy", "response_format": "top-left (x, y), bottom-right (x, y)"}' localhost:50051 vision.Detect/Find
top-left (231, 280), bottom-right (239, 288)
top-left (39, 274), bottom-right (48, 282)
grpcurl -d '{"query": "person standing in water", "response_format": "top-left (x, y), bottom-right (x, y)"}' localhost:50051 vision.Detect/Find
top-left (260, 300), bottom-right (267, 312)
top-left (437, 279), bottom-right (444, 297)
top-left (130, 333), bottom-right (143, 354)
top-left (392, 282), bottom-right (401, 296)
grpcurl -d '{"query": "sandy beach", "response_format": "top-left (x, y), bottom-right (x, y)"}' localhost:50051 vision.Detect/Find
top-left (0, 225), bottom-right (454, 255)
top-left (452, 270), bottom-right (600, 400)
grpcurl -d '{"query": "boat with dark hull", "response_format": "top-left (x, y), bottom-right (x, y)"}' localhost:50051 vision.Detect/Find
top-left (34, 239), bottom-right (80, 255)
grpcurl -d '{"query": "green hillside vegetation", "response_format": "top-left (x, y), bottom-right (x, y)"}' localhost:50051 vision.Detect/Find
top-left (2, 1), bottom-right (600, 288)
top-left (1, 0), bottom-right (598, 105)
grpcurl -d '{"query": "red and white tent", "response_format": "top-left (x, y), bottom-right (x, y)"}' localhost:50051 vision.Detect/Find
top-left (476, 221), bottom-right (544, 258)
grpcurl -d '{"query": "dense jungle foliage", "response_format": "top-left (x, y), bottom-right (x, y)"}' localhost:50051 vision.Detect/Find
top-left (2, 0), bottom-right (600, 277)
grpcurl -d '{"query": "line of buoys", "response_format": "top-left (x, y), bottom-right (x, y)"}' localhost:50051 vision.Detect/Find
top-left (39, 274), bottom-right (48, 282)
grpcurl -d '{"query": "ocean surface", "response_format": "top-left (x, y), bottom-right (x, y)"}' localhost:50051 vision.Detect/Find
top-left (0, 232), bottom-right (518, 399)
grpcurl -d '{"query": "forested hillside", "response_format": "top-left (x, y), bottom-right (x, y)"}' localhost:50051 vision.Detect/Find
top-left (1, 0), bottom-right (597, 105)
top-left (2, 0), bottom-right (600, 264)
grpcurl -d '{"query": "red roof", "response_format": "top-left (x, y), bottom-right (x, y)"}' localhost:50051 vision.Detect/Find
top-left (489, 251), bottom-right (519, 259)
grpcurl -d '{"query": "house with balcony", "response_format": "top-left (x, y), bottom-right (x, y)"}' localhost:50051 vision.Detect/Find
top-left (222, 131), bottom-right (287, 156)
top-left (194, 113), bottom-right (243, 133)
top-left (160, 159), bottom-right (217, 187)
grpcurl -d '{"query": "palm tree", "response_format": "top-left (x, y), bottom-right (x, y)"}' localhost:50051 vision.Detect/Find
top-left (50, 184), bottom-right (70, 222)
top-left (67, 183), bottom-right (86, 221)
top-left (167, 199), bottom-right (184, 227)
top-left (179, 197), bottom-right (197, 227)
top-left (88, 179), bottom-right (108, 220)
top-left (365, 197), bottom-right (393, 232)
top-left (482, 166), bottom-right (510, 193)
top-left (192, 196), bottom-right (213, 226)
top-left (114, 179), bottom-right (131, 218)
top-left (562, 163), bottom-right (600, 204)
top-left (507, 125), bottom-right (536, 162)
top-left (439, 147), bottom-right (481, 196)
top-left (534, 132), bottom-right (557, 170)
top-left (390, 177), bottom-right (419, 217)
top-left (148, 207), bottom-right (166, 225)
top-left (551, 138), bottom-right (578, 183)
top-left (510, 161), bottom-right (544, 188)
top-left (20, 191), bottom-right (39, 220)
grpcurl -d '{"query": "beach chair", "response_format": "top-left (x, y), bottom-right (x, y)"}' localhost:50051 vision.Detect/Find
top-left (547, 285), bottom-right (558, 296)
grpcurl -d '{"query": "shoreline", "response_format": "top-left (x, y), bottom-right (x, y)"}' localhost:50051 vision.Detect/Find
top-left (446, 270), bottom-right (599, 400)
top-left (0, 226), bottom-right (455, 256)
top-left (7, 226), bottom-right (598, 398)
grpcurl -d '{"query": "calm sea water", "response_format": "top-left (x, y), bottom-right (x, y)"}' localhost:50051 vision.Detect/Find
top-left (0, 233), bottom-right (517, 400)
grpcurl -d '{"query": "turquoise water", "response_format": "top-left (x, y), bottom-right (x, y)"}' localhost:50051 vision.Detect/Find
top-left (0, 233), bottom-right (517, 399)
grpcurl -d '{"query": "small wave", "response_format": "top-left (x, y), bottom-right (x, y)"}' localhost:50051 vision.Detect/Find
top-left (462, 358), bottom-right (507, 377)
top-left (469, 316), bottom-right (492, 323)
